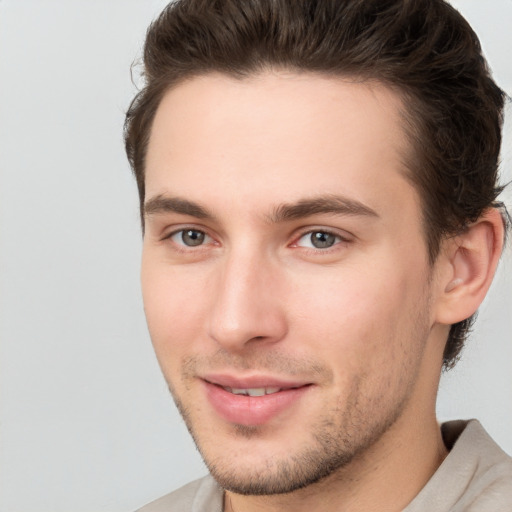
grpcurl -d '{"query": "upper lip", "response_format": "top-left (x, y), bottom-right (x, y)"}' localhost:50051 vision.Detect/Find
top-left (201, 373), bottom-right (312, 390)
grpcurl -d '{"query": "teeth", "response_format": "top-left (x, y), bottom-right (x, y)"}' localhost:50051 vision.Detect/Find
top-left (227, 387), bottom-right (282, 396)
top-left (246, 388), bottom-right (266, 397)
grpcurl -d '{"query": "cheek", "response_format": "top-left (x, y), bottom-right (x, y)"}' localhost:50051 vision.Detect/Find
top-left (292, 269), bottom-right (403, 331)
top-left (141, 259), bottom-right (209, 366)
top-left (289, 264), bottom-right (425, 368)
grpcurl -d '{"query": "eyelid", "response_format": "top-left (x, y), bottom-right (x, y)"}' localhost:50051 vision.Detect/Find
top-left (290, 227), bottom-right (353, 249)
top-left (158, 224), bottom-right (352, 251)
top-left (173, 229), bottom-right (212, 246)
top-left (161, 225), bottom-right (217, 247)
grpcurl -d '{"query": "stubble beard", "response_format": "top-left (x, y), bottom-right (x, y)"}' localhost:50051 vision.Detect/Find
top-left (169, 367), bottom-right (417, 496)
top-left (165, 293), bottom-right (431, 497)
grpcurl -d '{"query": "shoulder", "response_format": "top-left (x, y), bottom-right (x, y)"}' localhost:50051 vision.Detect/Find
top-left (405, 420), bottom-right (512, 512)
top-left (135, 475), bottom-right (223, 512)
top-left (456, 420), bottom-right (512, 510)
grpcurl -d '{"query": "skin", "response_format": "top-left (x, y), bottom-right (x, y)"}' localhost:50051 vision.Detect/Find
top-left (141, 71), bottom-right (502, 512)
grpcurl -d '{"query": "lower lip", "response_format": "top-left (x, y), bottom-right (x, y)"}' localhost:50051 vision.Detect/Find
top-left (203, 381), bottom-right (311, 426)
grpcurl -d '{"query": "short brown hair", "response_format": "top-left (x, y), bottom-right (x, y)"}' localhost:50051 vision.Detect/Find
top-left (124, 0), bottom-right (507, 368)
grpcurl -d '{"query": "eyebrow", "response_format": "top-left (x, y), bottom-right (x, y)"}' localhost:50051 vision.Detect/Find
top-left (143, 193), bottom-right (379, 223)
top-left (268, 195), bottom-right (379, 223)
top-left (144, 195), bottom-right (215, 220)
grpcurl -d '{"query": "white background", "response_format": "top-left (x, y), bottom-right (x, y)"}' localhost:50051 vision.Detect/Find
top-left (0, 1), bottom-right (510, 511)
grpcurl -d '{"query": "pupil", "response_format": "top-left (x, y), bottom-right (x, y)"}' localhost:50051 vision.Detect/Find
top-left (311, 231), bottom-right (335, 248)
top-left (182, 230), bottom-right (205, 246)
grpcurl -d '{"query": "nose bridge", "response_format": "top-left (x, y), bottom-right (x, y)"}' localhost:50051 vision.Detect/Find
top-left (207, 241), bottom-right (286, 350)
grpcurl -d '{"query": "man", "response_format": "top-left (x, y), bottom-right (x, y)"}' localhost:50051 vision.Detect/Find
top-left (124, 0), bottom-right (512, 510)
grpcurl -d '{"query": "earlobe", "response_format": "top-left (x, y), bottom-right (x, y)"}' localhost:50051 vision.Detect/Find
top-left (435, 208), bottom-right (505, 325)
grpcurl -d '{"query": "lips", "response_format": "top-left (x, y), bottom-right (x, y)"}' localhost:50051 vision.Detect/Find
top-left (202, 375), bottom-right (312, 426)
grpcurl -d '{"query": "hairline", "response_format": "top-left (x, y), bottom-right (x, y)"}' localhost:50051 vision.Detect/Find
top-left (139, 67), bottom-right (442, 263)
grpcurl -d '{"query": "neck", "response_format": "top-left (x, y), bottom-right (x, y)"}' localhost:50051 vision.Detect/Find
top-left (224, 406), bottom-right (447, 512)
top-left (223, 328), bottom-right (450, 512)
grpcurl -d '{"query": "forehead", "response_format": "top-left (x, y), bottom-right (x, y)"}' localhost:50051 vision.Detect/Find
top-left (145, 71), bottom-right (418, 222)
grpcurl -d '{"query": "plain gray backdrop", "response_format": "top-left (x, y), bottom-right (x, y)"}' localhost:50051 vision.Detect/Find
top-left (0, 1), bottom-right (511, 511)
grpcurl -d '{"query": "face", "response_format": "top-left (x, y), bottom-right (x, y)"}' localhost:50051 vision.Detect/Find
top-left (142, 72), bottom-right (440, 495)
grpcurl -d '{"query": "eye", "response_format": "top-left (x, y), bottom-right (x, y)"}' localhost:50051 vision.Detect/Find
top-left (295, 230), bottom-right (343, 249)
top-left (169, 229), bottom-right (212, 247)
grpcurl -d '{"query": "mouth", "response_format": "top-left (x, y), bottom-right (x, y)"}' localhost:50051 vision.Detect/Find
top-left (221, 386), bottom-right (296, 397)
top-left (201, 375), bottom-right (313, 426)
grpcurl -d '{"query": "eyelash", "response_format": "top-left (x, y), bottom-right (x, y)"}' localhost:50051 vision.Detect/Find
top-left (162, 227), bottom-right (216, 251)
top-left (161, 226), bottom-right (352, 253)
top-left (291, 228), bottom-right (351, 252)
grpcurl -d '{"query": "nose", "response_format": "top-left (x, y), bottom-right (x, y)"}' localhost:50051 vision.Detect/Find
top-left (207, 249), bottom-right (288, 351)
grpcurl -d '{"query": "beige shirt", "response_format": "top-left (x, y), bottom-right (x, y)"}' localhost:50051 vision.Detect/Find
top-left (136, 420), bottom-right (512, 512)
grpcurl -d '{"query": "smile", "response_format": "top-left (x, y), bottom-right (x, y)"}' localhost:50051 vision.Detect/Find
top-left (202, 377), bottom-right (313, 426)
top-left (223, 386), bottom-right (283, 396)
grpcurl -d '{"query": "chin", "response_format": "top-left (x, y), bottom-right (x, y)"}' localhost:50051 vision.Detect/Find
top-left (188, 409), bottom-right (401, 496)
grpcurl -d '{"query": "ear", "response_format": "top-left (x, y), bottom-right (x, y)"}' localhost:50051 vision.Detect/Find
top-left (434, 208), bottom-right (505, 325)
